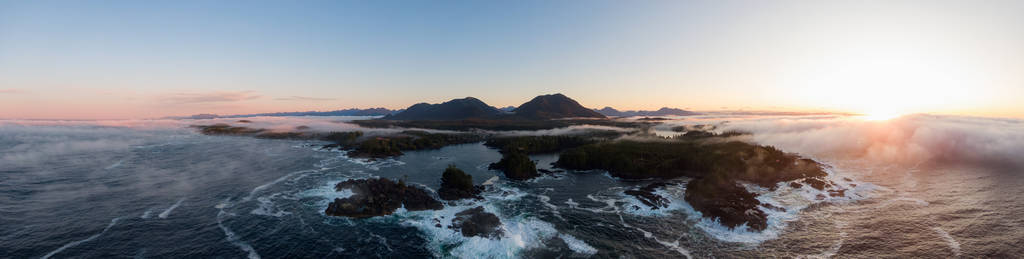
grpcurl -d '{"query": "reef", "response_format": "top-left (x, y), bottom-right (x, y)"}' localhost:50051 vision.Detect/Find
top-left (555, 138), bottom-right (832, 231)
top-left (623, 182), bottom-right (676, 210)
top-left (324, 178), bottom-right (443, 218)
top-left (449, 206), bottom-right (503, 238)
top-left (197, 118), bottom-right (842, 232)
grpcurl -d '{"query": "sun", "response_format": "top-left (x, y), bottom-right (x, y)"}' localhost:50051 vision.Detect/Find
top-left (861, 110), bottom-right (904, 121)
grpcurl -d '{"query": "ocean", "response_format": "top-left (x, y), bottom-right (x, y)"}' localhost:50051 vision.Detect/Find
top-left (1, 116), bottom-right (1021, 258)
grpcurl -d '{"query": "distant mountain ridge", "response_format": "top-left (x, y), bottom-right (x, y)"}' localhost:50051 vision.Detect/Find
top-left (183, 108), bottom-right (398, 119)
top-left (384, 93), bottom-right (604, 121)
top-left (595, 107), bottom-right (699, 117)
top-left (384, 97), bottom-right (503, 120)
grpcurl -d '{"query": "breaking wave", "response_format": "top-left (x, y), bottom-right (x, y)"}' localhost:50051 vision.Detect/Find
top-left (41, 217), bottom-right (122, 259)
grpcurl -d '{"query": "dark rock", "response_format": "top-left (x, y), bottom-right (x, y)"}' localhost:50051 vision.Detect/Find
top-left (437, 165), bottom-right (482, 200)
top-left (623, 182), bottom-right (675, 210)
top-left (829, 189), bottom-right (846, 197)
top-left (789, 182), bottom-right (803, 189)
top-left (684, 179), bottom-right (768, 231)
top-left (761, 203), bottom-right (786, 212)
top-left (324, 178), bottom-right (442, 218)
top-left (451, 206), bottom-right (503, 238)
top-left (556, 140), bottom-right (829, 232)
top-left (804, 177), bottom-right (831, 190)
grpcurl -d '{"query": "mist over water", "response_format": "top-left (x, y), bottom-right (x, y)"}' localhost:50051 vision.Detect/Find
top-left (1, 115), bottom-right (1022, 258)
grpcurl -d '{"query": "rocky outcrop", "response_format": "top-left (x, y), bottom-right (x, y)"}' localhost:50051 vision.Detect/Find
top-left (489, 151), bottom-right (539, 180)
top-left (556, 139), bottom-right (834, 231)
top-left (324, 178), bottom-right (442, 218)
top-left (437, 165), bottom-right (483, 200)
top-left (623, 182), bottom-right (675, 210)
top-left (684, 178), bottom-right (768, 231)
top-left (450, 206), bottom-right (503, 238)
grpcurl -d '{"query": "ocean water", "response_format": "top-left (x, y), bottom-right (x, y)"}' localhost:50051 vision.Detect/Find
top-left (1, 117), bottom-right (1022, 258)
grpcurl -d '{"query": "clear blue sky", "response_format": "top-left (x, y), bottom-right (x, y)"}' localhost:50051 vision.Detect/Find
top-left (1, 0), bottom-right (1022, 119)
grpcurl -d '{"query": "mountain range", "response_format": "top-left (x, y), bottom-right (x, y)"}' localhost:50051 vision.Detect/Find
top-left (383, 93), bottom-right (605, 121)
top-left (384, 97), bottom-right (503, 120)
top-left (184, 94), bottom-right (702, 121)
top-left (594, 107), bottom-right (700, 117)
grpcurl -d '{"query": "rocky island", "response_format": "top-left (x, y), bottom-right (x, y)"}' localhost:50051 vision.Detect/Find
top-left (324, 178), bottom-right (443, 218)
top-left (194, 93), bottom-right (844, 232)
top-left (554, 130), bottom-right (838, 230)
top-left (324, 166), bottom-right (505, 239)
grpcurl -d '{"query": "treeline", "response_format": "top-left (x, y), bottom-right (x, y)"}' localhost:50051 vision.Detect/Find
top-left (555, 140), bottom-right (823, 185)
top-left (351, 118), bottom-right (655, 131)
top-left (193, 124), bottom-right (486, 159)
top-left (344, 130), bottom-right (487, 158)
top-left (488, 152), bottom-right (537, 180)
top-left (484, 135), bottom-right (596, 154)
top-left (484, 134), bottom-right (628, 180)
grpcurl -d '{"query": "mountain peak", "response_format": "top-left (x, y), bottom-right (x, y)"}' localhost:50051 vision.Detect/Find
top-left (386, 97), bottom-right (501, 120)
top-left (514, 94), bottom-right (605, 119)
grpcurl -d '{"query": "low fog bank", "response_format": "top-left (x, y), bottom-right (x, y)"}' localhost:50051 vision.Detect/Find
top-left (494, 125), bottom-right (635, 137)
top-left (716, 115), bottom-right (1024, 169)
top-left (5, 114), bottom-right (1022, 170)
top-left (0, 117), bottom-right (356, 166)
top-left (0, 123), bottom-right (174, 167)
top-left (0, 116), bottom-right (471, 167)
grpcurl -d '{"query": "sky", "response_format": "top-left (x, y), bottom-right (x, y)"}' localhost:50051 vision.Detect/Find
top-left (1, 0), bottom-right (1022, 119)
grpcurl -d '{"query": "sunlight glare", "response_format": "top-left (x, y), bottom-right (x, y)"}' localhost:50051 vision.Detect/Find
top-left (861, 109), bottom-right (904, 121)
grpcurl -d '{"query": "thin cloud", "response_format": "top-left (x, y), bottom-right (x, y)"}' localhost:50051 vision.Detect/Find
top-left (274, 96), bottom-right (336, 101)
top-left (159, 91), bottom-right (261, 104)
top-left (0, 89), bottom-right (26, 94)
top-left (718, 115), bottom-right (1024, 169)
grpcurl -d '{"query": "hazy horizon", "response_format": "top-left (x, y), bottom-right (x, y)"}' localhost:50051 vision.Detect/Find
top-left (4, 2), bottom-right (1024, 257)
top-left (3, 0), bottom-right (1023, 120)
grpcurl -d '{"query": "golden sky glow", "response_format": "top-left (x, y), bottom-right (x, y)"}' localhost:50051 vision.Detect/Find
top-left (1, 1), bottom-right (1021, 119)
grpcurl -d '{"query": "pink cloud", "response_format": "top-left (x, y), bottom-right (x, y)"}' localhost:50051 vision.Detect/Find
top-left (0, 89), bottom-right (26, 94)
top-left (274, 96), bottom-right (336, 101)
top-left (159, 91), bottom-right (261, 104)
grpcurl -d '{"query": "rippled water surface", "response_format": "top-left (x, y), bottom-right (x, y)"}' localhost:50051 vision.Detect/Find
top-left (1, 122), bottom-right (1021, 258)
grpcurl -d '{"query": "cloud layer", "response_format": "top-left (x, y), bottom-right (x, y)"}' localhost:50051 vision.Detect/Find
top-left (159, 91), bottom-right (261, 104)
top-left (273, 96), bottom-right (336, 101)
top-left (0, 89), bottom-right (26, 94)
top-left (718, 115), bottom-right (1024, 169)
